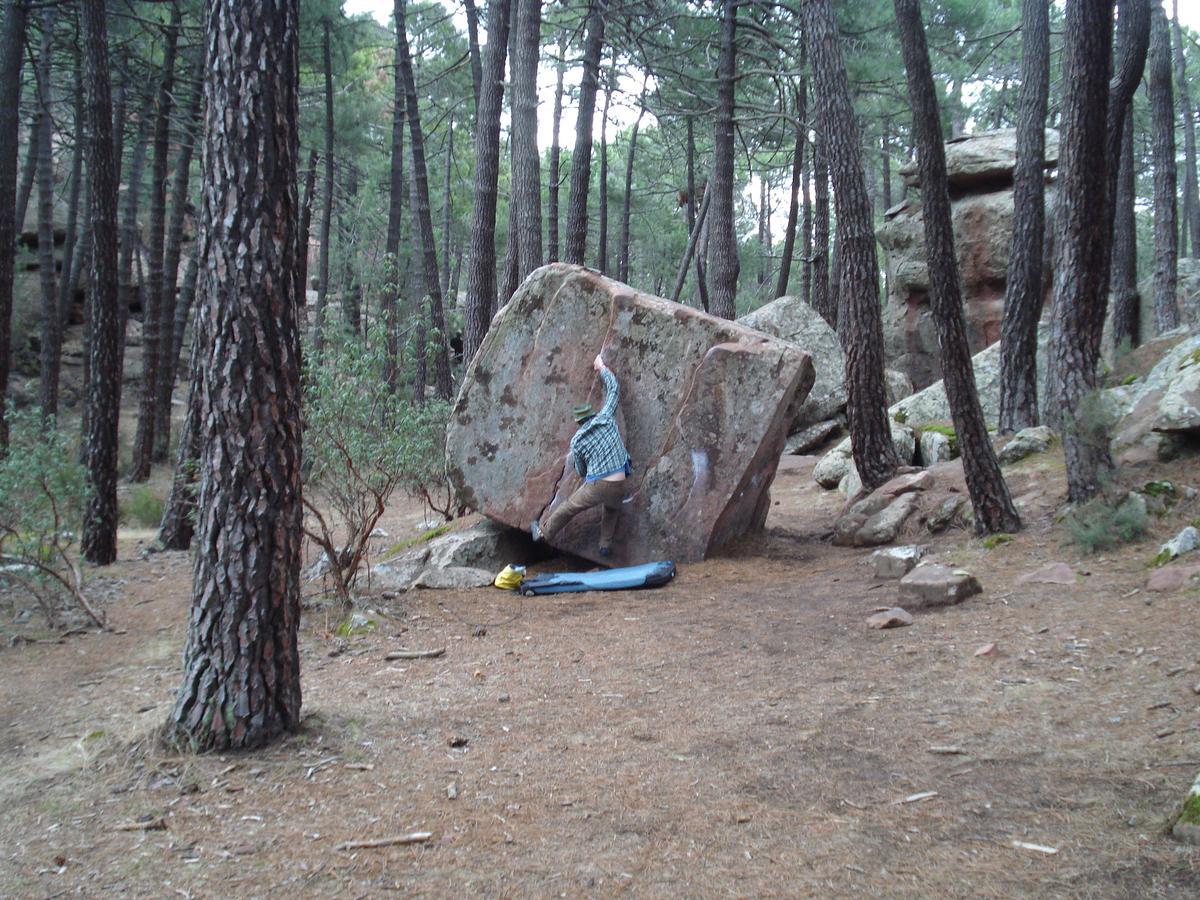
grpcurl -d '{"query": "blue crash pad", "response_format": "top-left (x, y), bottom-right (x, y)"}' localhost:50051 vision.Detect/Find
top-left (518, 560), bottom-right (676, 596)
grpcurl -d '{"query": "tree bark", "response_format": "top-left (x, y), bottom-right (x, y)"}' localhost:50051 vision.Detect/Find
top-left (440, 120), bottom-right (453, 299)
top-left (1046, 0), bottom-right (1116, 504)
top-left (298, 147), bottom-right (317, 304)
top-left (117, 91), bottom-right (154, 394)
top-left (57, 57), bottom-right (84, 331)
top-left (35, 6), bottom-right (59, 422)
top-left (801, 0), bottom-right (899, 491)
top-left (14, 107), bottom-right (34, 235)
top-left (169, 252), bottom-right (199, 391)
top-left (547, 39), bottom-right (565, 263)
top-left (670, 177), bottom-right (711, 304)
top-left (168, 0), bottom-right (304, 753)
top-left (1110, 108), bottom-right (1140, 350)
top-left (894, 0), bottom-right (1020, 535)
top-left (155, 52), bottom-right (205, 460)
top-left (563, 0), bottom-right (606, 265)
top-left (511, 0), bottom-right (542, 280)
top-left (597, 66), bottom-right (613, 275)
top-left (313, 17), bottom-right (335, 356)
top-left (80, 0), bottom-right (120, 565)
top-left (1149, 4), bottom-right (1180, 334)
top-left (0, 0), bottom-right (27, 451)
top-left (463, 0), bottom-right (483, 111)
top-left (1172, 0), bottom-right (1200, 257)
top-left (158, 300), bottom-right (201, 551)
top-left (339, 161), bottom-right (361, 332)
top-left (383, 34), bottom-right (406, 391)
top-left (802, 133), bottom-right (812, 310)
top-left (997, 0), bottom-right (1050, 435)
top-left (395, 0), bottom-right (453, 400)
top-left (618, 94), bottom-right (645, 284)
top-left (773, 82), bottom-right (806, 300)
top-left (811, 127), bottom-right (832, 325)
top-left (131, 4), bottom-right (180, 480)
top-left (708, 0), bottom-right (739, 320)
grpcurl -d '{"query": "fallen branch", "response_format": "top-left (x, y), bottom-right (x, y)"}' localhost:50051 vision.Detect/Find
top-left (385, 648), bottom-right (445, 660)
top-left (115, 818), bottom-right (167, 832)
top-left (336, 832), bottom-right (433, 851)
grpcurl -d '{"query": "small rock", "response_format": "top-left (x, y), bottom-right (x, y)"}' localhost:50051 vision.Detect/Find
top-left (1158, 526), bottom-right (1199, 563)
top-left (926, 495), bottom-right (971, 533)
top-left (448, 735), bottom-right (469, 748)
top-left (871, 545), bottom-right (926, 580)
top-left (1192, 682), bottom-right (1200, 695)
top-left (875, 469), bottom-right (936, 500)
top-left (973, 642), bottom-right (997, 657)
top-left (447, 782), bottom-right (459, 800)
top-left (899, 563), bottom-right (982, 609)
top-left (472, 626), bottom-right (487, 637)
top-left (1145, 564), bottom-right (1200, 593)
top-left (498, 693), bottom-right (511, 703)
top-left (856, 493), bottom-right (920, 546)
top-left (997, 425), bottom-right (1055, 465)
top-left (839, 466), bottom-right (863, 499)
top-left (867, 607), bottom-right (914, 629)
top-left (1016, 562), bottom-right (1077, 586)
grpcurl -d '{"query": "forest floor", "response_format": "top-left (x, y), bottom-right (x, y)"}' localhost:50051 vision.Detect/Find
top-left (2, 437), bottom-right (1200, 897)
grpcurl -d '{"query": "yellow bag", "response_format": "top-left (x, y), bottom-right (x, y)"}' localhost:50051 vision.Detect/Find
top-left (493, 564), bottom-right (526, 590)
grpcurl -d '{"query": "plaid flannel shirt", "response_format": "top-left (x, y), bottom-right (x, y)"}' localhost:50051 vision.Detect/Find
top-left (569, 368), bottom-right (631, 481)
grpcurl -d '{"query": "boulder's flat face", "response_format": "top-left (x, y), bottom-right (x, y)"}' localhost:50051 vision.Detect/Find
top-left (446, 264), bottom-right (814, 565)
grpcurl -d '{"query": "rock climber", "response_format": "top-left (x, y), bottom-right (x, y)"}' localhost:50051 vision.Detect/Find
top-left (531, 353), bottom-right (631, 558)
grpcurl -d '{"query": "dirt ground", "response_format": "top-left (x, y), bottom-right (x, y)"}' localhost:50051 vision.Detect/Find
top-left (2, 445), bottom-right (1199, 898)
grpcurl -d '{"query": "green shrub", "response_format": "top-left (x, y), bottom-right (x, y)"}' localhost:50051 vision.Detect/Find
top-left (981, 533), bottom-right (1013, 550)
top-left (0, 408), bottom-right (101, 627)
top-left (121, 485), bottom-right (164, 528)
top-left (1065, 495), bottom-right (1148, 554)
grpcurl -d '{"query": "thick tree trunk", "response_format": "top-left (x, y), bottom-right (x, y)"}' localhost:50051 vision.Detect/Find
top-left (80, 0), bottom-right (120, 565)
top-left (998, 0), bottom-right (1050, 435)
top-left (1172, 0), bottom-right (1200, 257)
top-left (155, 53), bottom-right (205, 460)
top-left (811, 128), bottom-right (832, 325)
top-left (35, 7), bottom-right (59, 422)
top-left (547, 40), bottom-right (564, 263)
top-left (117, 92), bottom-right (154, 392)
top-left (1149, 5), bottom-right (1180, 333)
top-left (774, 83), bottom-right (806, 300)
top-left (396, 0), bottom-right (453, 400)
top-left (618, 97), bottom-right (645, 284)
top-left (383, 37), bottom-right (406, 391)
top-left (597, 68), bottom-right (612, 275)
top-left (894, 0), bottom-right (1020, 535)
top-left (0, 0), bottom-right (27, 451)
top-left (1110, 109), bottom-right (1140, 350)
top-left (708, 0), bottom-right (739, 320)
top-left (131, 5), bottom-right (180, 480)
top-left (168, 0), bottom-right (304, 753)
top-left (1046, 0), bottom-right (1115, 503)
top-left (801, 0), bottom-right (899, 491)
top-left (511, 0), bottom-right (542, 280)
top-left (313, 18), bottom-right (335, 356)
top-left (563, 0), bottom-right (606, 265)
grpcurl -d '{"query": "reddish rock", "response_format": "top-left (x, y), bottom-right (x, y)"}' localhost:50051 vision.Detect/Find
top-left (1146, 564), bottom-right (1200, 593)
top-left (1016, 563), bottom-right (1078, 586)
top-left (867, 608), bottom-right (914, 629)
top-left (446, 264), bottom-right (815, 566)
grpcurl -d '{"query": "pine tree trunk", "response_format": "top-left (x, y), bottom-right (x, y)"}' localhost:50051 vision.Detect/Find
top-left (131, 5), bottom-right (180, 480)
top-left (395, 0), bottom-right (453, 400)
top-left (158, 303), bottom-right (201, 551)
top-left (894, 0), bottom-right (1020, 534)
top-left (597, 67), bottom-right (612, 275)
top-left (440, 121), bottom-right (453, 299)
top-left (80, 0), bottom-right (121, 565)
top-left (169, 252), bottom-right (199, 387)
top-left (463, 0), bottom-right (483, 111)
top-left (168, 0), bottom-right (304, 753)
top-left (57, 59), bottom-right (84, 330)
top-left (758, 174), bottom-right (770, 289)
top-left (511, 0), bottom-right (543, 280)
top-left (998, 0), bottom-right (1049, 435)
top-left (117, 92), bottom-right (154, 394)
top-left (14, 108), bottom-right (34, 235)
top-left (35, 7), bottom-right (59, 422)
top-left (0, 0), bottom-right (27, 451)
top-left (670, 178), bottom-right (711, 303)
top-left (1046, 0), bottom-right (1116, 504)
top-left (313, 17), bottom-right (335, 356)
top-left (618, 97), bottom-right (645, 285)
top-left (547, 39), bottom-right (564, 263)
top-left (1149, 5), bottom-right (1180, 333)
top-left (1110, 109), bottom-right (1140, 350)
top-left (802, 135), bottom-right (812, 310)
top-left (774, 83), bottom-right (805, 300)
top-left (383, 37), bottom-right (406, 390)
top-left (563, 0), bottom-right (606, 265)
top-left (881, 115), bottom-right (892, 300)
top-left (811, 128), bottom-right (832, 325)
top-left (708, 0), bottom-right (739, 320)
top-left (340, 161), bottom-right (361, 333)
top-left (1172, 0), bottom-right (1200, 257)
top-left (801, 0), bottom-right (899, 491)
top-left (298, 147), bottom-right (317, 304)
top-left (154, 53), bottom-right (205, 460)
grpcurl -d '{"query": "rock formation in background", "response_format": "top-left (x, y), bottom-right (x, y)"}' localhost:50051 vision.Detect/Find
top-left (446, 264), bottom-right (815, 566)
top-left (879, 129), bottom-right (1059, 389)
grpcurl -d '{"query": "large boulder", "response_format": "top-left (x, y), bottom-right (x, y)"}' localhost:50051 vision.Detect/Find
top-left (1110, 333), bottom-right (1200, 458)
top-left (882, 129), bottom-right (1059, 389)
top-left (738, 295), bottom-right (844, 428)
top-left (446, 264), bottom-right (815, 565)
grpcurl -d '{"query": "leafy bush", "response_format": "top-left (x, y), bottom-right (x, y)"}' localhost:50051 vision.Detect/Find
top-left (0, 408), bottom-right (104, 628)
top-left (1064, 494), bottom-right (1148, 555)
top-left (121, 484), bottom-right (164, 528)
top-left (303, 327), bottom-right (453, 607)
top-left (981, 532), bottom-right (1012, 550)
